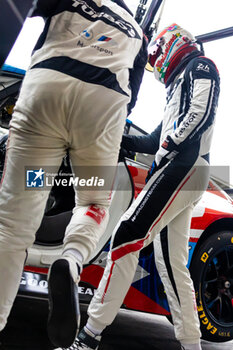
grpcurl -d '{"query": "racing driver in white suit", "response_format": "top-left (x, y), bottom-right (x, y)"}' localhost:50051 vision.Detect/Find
top-left (0, 0), bottom-right (147, 348)
top-left (62, 24), bottom-right (220, 350)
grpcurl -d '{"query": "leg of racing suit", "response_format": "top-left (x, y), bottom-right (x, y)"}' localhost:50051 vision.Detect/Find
top-left (154, 206), bottom-right (200, 344)
top-left (0, 126), bottom-right (65, 331)
top-left (87, 151), bottom-right (209, 345)
top-left (0, 69), bottom-right (128, 330)
top-left (60, 75), bottom-right (128, 264)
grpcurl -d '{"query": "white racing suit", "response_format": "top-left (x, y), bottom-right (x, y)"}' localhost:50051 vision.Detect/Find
top-left (87, 55), bottom-right (220, 345)
top-left (0, 0), bottom-right (147, 330)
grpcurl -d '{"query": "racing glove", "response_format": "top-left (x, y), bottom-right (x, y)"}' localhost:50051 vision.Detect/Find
top-left (145, 160), bottom-right (158, 183)
top-left (118, 147), bottom-right (136, 162)
top-left (155, 135), bottom-right (179, 169)
top-left (146, 135), bottom-right (179, 183)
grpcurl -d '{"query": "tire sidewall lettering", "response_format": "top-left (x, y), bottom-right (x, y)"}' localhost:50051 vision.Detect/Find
top-left (190, 231), bottom-right (233, 342)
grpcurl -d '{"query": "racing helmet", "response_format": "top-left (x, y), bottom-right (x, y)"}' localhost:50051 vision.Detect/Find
top-left (148, 23), bottom-right (200, 85)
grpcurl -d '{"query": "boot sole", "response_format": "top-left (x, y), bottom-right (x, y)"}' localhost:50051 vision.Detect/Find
top-left (47, 259), bottom-right (80, 347)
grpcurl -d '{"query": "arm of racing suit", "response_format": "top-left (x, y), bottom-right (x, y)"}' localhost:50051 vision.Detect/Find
top-left (121, 122), bottom-right (162, 181)
top-left (127, 35), bottom-right (148, 116)
top-left (28, 0), bottom-right (59, 18)
top-left (155, 56), bottom-right (220, 169)
top-left (122, 122), bottom-right (162, 154)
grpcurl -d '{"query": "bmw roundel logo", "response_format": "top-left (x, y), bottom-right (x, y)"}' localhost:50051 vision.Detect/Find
top-left (80, 29), bottom-right (93, 40)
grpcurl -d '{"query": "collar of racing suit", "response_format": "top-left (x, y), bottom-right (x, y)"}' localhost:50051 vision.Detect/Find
top-left (165, 50), bottom-right (203, 88)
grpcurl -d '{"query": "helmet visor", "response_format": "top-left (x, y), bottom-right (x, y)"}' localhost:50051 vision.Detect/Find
top-left (147, 35), bottom-right (165, 72)
top-left (148, 43), bottom-right (162, 68)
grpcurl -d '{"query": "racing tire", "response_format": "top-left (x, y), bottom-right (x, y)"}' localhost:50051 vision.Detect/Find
top-left (190, 231), bottom-right (233, 342)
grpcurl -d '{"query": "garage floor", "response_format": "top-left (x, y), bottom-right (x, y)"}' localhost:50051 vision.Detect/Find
top-left (0, 298), bottom-right (232, 350)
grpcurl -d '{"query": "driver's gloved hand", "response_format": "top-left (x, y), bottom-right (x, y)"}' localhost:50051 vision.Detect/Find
top-left (118, 147), bottom-right (136, 162)
top-left (145, 160), bottom-right (158, 183)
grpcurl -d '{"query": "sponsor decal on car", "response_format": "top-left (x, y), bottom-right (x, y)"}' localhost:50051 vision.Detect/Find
top-left (201, 252), bottom-right (209, 263)
top-left (19, 271), bottom-right (97, 298)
